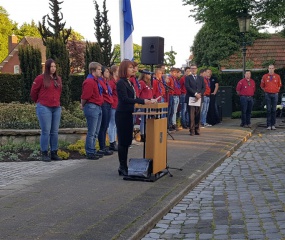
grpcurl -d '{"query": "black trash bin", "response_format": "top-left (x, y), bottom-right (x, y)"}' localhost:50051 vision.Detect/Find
top-left (216, 86), bottom-right (232, 118)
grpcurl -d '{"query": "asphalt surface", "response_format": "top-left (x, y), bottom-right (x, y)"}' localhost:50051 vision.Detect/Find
top-left (1, 117), bottom-right (283, 240)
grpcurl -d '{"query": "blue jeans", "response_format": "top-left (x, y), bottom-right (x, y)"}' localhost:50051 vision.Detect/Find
top-left (98, 102), bottom-right (112, 150)
top-left (240, 96), bottom-right (253, 126)
top-left (36, 103), bottom-right (62, 152)
top-left (265, 93), bottom-right (278, 127)
top-left (84, 103), bottom-right (102, 155)
top-left (201, 96), bottom-right (210, 125)
top-left (167, 95), bottom-right (174, 127)
top-left (172, 96), bottom-right (180, 125)
top-left (108, 108), bottom-right (117, 143)
top-left (180, 94), bottom-right (189, 127)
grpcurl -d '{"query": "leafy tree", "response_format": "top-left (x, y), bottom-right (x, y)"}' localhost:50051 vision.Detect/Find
top-left (164, 48), bottom-right (177, 67)
top-left (15, 20), bottom-right (41, 40)
top-left (182, 0), bottom-right (285, 30)
top-left (18, 45), bottom-right (42, 103)
top-left (46, 38), bottom-right (71, 107)
top-left (182, 0), bottom-right (278, 67)
top-left (67, 36), bottom-right (85, 73)
top-left (84, 41), bottom-right (102, 78)
top-left (113, 43), bottom-right (142, 64)
top-left (68, 29), bottom-right (84, 41)
top-left (94, 0), bottom-right (116, 66)
top-left (0, 7), bottom-right (17, 63)
top-left (38, 0), bottom-right (71, 45)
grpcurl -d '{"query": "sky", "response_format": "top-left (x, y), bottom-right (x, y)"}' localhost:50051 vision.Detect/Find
top-left (0, 0), bottom-right (203, 67)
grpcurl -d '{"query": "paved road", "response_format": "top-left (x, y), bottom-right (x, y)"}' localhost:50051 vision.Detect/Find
top-left (142, 127), bottom-right (285, 240)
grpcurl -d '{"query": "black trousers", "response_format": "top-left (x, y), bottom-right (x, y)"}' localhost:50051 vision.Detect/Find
top-left (115, 111), bottom-right (133, 169)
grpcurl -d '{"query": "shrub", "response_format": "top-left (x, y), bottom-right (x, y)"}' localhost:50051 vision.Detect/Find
top-left (232, 110), bottom-right (266, 119)
top-left (0, 102), bottom-right (86, 129)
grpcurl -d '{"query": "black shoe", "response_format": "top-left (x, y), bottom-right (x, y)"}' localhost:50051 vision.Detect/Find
top-left (51, 150), bottom-right (62, 161)
top-left (86, 154), bottom-right (99, 160)
top-left (195, 132), bottom-right (200, 135)
top-left (98, 149), bottom-right (113, 155)
top-left (118, 167), bottom-right (128, 176)
top-left (95, 153), bottom-right (104, 158)
top-left (41, 151), bottom-right (51, 162)
top-left (109, 142), bottom-right (118, 151)
top-left (189, 132), bottom-right (194, 136)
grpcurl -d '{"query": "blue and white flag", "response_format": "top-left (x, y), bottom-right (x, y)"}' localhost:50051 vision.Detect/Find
top-left (120, 0), bottom-right (134, 61)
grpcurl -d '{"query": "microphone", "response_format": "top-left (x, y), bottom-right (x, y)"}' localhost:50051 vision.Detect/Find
top-left (138, 69), bottom-right (154, 75)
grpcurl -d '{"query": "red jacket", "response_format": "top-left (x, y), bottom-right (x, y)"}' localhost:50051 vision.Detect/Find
top-left (173, 78), bottom-right (181, 96)
top-left (204, 78), bottom-right (211, 96)
top-left (167, 76), bottom-right (175, 95)
top-left (30, 74), bottom-right (62, 107)
top-left (108, 78), bottom-right (118, 109)
top-left (129, 76), bottom-right (141, 97)
top-left (236, 78), bottom-right (255, 96)
top-left (81, 75), bottom-right (104, 106)
top-left (260, 73), bottom-right (282, 93)
top-left (139, 80), bottom-right (153, 99)
top-left (152, 78), bottom-right (166, 101)
top-left (99, 78), bottom-right (113, 105)
top-left (179, 76), bottom-right (187, 94)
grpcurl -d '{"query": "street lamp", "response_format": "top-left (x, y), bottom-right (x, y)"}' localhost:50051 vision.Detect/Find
top-left (237, 11), bottom-right (251, 76)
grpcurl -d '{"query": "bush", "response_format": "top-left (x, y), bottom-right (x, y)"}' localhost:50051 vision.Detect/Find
top-left (232, 110), bottom-right (267, 119)
top-left (0, 102), bottom-right (86, 129)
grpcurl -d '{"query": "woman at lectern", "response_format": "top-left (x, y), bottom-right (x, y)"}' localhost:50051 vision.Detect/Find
top-left (115, 60), bottom-right (155, 176)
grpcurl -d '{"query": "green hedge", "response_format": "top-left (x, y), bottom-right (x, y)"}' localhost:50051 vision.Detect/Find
top-left (0, 73), bottom-right (85, 104)
top-left (70, 74), bottom-right (84, 102)
top-left (0, 74), bottom-right (22, 103)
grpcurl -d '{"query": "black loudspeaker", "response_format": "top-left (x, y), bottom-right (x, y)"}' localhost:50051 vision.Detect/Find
top-left (128, 158), bottom-right (152, 178)
top-left (141, 37), bottom-right (164, 65)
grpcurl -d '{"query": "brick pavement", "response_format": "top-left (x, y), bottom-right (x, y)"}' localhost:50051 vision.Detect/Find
top-left (142, 126), bottom-right (285, 240)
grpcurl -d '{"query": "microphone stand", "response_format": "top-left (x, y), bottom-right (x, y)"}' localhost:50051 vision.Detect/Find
top-left (160, 80), bottom-right (175, 140)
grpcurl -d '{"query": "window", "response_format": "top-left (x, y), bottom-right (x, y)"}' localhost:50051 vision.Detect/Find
top-left (14, 65), bottom-right (19, 74)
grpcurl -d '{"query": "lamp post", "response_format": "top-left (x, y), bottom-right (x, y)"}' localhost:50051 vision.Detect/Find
top-left (237, 11), bottom-right (251, 77)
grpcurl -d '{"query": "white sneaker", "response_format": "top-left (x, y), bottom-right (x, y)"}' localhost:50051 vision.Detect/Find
top-left (271, 126), bottom-right (276, 130)
top-left (267, 126), bottom-right (271, 130)
top-left (205, 123), bottom-right (212, 127)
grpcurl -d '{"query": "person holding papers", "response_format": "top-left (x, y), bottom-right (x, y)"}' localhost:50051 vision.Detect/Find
top-left (185, 64), bottom-right (205, 136)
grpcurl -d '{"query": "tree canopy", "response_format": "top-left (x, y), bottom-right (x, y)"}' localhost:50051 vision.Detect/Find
top-left (38, 0), bottom-right (71, 45)
top-left (0, 7), bottom-right (17, 62)
top-left (182, 0), bottom-right (285, 67)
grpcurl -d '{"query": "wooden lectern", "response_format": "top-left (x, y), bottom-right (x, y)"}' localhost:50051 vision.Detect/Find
top-left (126, 103), bottom-right (168, 181)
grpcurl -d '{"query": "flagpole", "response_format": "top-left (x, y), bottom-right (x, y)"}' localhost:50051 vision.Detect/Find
top-left (119, 0), bottom-right (125, 61)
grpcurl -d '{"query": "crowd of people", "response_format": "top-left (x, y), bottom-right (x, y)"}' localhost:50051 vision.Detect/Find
top-left (30, 57), bottom-right (281, 177)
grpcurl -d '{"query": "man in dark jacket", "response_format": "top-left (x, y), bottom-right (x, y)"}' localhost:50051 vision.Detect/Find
top-left (185, 64), bottom-right (205, 135)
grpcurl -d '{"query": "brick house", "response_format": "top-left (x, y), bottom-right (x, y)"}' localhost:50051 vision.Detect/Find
top-left (220, 34), bottom-right (285, 71)
top-left (0, 35), bottom-right (46, 74)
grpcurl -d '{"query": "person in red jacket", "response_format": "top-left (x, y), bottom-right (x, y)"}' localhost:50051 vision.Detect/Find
top-left (80, 62), bottom-right (104, 160)
top-left (98, 66), bottom-right (114, 155)
top-left (260, 64), bottom-right (282, 130)
top-left (138, 71), bottom-right (153, 142)
top-left (179, 67), bottom-right (191, 128)
top-left (236, 70), bottom-right (256, 128)
top-left (30, 59), bottom-right (62, 162)
top-left (108, 65), bottom-right (119, 151)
